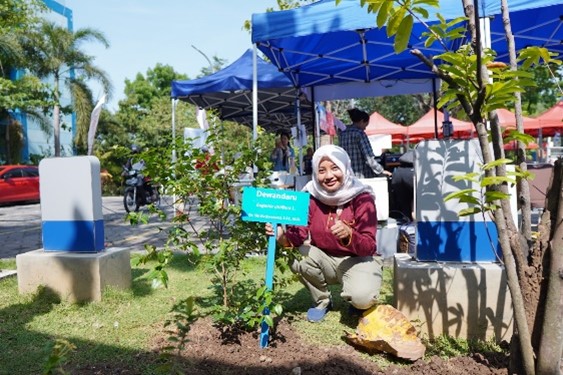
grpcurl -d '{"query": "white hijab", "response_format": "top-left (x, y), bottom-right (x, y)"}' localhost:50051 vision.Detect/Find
top-left (303, 145), bottom-right (374, 206)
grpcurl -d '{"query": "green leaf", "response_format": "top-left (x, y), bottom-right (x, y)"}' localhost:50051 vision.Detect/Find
top-left (450, 173), bottom-right (480, 182)
top-left (458, 207), bottom-right (482, 216)
top-left (482, 158), bottom-right (512, 170)
top-left (377, 1), bottom-right (392, 29)
top-left (437, 92), bottom-right (457, 108)
top-left (444, 188), bottom-right (477, 202)
top-left (483, 203), bottom-right (501, 211)
top-left (424, 35), bottom-right (437, 48)
top-left (273, 304), bottom-right (283, 316)
top-left (435, 52), bottom-right (463, 65)
top-left (256, 285), bottom-right (267, 298)
top-left (263, 315), bottom-right (274, 327)
top-left (484, 191), bottom-right (510, 203)
top-left (481, 176), bottom-right (516, 187)
top-left (395, 15), bottom-right (413, 53)
top-left (457, 195), bottom-right (481, 205)
top-left (504, 130), bottom-right (536, 144)
top-left (387, 7), bottom-right (406, 36)
top-left (439, 64), bottom-right (467, 79)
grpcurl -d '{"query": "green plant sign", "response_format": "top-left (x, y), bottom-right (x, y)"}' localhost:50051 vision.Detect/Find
top-left (241, 187), bottom-right (310, 348)
top-left (241, 187), bottom-right (310, 225)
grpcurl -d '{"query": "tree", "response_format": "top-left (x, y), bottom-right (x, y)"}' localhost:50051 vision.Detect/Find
top-left (358, 94), bottom-right (429, 125)
top-left (521, 64), bottom-right (563, 114)
top-left (354, 0), bottom-right (562, 373)
top-left (22, 21), bottom-right (113, 157)
top-left (0, 0), bottom-right (45, 74)
top-left (0, 0), bottom-right (50, 163)
top-left (115, 64), bottom-right (190, 149)
top-left (196, 55), bottom-right (227, 78)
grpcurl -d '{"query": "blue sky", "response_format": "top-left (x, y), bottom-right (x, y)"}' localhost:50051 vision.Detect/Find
top-left (67, 0), bottom-right (279, 111)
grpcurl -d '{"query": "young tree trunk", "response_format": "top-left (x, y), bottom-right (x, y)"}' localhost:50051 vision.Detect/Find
top-left (510, 162), bottom-right (562, 375)
top-left (53, 75), bottom-right (61, 157)
top-left (536, 160), bottom-right (563, 375)
top-left (499, 0), bottom-right (533, 246)
top-left (462, 1), bottom-right (535, 373)
top-left (53, 104), bottom-right (60, 157)
top-left (498, 1), bottom-right (563, 374)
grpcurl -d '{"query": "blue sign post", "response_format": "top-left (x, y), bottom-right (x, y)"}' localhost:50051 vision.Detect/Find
top-left (241, 187), bottom-right (309, 348)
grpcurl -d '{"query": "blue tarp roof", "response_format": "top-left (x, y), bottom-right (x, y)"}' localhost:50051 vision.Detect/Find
top-left (171, 49), bottom-right (312, 132)
top-left (251, 0), bottom-right (563, 89)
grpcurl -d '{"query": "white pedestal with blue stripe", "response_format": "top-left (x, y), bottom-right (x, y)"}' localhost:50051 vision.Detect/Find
top-left (414, 140), bottom-right (516, 262)
top-left (39, 156), bottom-right (105, 252)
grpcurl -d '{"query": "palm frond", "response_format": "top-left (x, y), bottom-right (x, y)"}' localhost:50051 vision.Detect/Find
top-left (21, 108), bottom-right (52, 136)
top-left (69, 79), bottom-right (94, 149)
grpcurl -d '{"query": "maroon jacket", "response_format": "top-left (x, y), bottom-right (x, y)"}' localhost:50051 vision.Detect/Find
top-left (285, 192), bottom-right (378, 257)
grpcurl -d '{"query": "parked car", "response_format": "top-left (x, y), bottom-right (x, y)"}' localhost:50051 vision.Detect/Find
top-left (0, 165), bottom-right (40, 205)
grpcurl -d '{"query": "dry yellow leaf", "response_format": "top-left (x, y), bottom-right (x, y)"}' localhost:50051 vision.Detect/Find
top-left (345, 304), bottom-right (426, 361)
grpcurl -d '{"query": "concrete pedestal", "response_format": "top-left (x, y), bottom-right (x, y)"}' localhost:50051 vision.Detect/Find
top-left (16, 247), bottom-right (131, 303)
top-left (393, 254), bottom-right (513, 341)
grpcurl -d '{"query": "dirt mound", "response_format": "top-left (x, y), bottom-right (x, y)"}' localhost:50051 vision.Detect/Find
top-left (73, 317), bottom-right (509, 374)
top-left (154, 317), bottom-right (508, 374)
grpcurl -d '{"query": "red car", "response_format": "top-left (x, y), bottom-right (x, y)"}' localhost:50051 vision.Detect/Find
top-left (0, 165), bottom-right (40, 205)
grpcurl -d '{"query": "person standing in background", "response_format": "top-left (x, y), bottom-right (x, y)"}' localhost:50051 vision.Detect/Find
top-left (339, 108), bottom-right (391, 178)
top-left (271, 131), bottom-right (295, 172)
top-left (271, 138), bottom-right (284, 170)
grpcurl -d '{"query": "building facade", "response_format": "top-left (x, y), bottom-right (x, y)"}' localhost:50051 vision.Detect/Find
top-left (8, 0), bottom-right (76, 162)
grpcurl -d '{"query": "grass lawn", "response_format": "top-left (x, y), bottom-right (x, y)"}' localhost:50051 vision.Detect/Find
top-left (0, 253), bottom-right (394, 374)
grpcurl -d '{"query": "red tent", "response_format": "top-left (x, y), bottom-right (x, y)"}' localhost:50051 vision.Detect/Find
top-left (493, 108), bottom-right (540, 135)
top-left (535, 101), bottom-right (563, 137)
top-left (366, 111), bottom-right (407, 144)
top-left (406, 110), bottom-right (474, 139)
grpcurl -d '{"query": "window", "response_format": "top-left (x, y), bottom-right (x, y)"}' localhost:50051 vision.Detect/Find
top-left (3, 169), bottom-right (24, 179)
top-left (23, 168), bottom-right (39, 177)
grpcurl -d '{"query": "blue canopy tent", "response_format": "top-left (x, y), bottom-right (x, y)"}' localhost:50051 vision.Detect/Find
top-left (251, 0), bottom-right (563, 140)
top-left (251, 0), bottom-right (563, 91)
top-left (171, 49), bottom-right (312, 134)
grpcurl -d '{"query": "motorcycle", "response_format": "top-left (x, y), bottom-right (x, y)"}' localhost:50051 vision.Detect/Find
top-left (122, 161), bottom-right (160, 212)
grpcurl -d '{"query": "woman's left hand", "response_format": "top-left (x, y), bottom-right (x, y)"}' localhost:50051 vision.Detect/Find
top-left (330, 220), bottom-right (352, 240)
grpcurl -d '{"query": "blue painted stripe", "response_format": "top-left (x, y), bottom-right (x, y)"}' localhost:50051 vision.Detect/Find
top-left (42, 220), bottom-right (105, 252)
top-left (416, 221), bottom-right (501, 262)
top-left (43, 0), bottom-right (73, 28)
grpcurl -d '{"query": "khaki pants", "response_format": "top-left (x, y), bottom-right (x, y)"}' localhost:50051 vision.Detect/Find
top-left (291, 244), bottom-right (383, 310)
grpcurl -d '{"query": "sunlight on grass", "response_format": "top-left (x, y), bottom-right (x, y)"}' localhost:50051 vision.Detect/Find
top-left (291, 266), bottom-right (395, 348)
top-left (0, 253), bottom-right (401, 373)
top-left (0, 253), bottom-right (218, 374)
top-left (424, 334), bottom-right (505, 358)
top-left (0, 258), bottom-right (16, 270)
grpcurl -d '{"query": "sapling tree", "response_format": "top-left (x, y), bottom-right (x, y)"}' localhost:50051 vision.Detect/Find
top-left (350, 0), bottom-right (562, 373)
top-left (133, 117), bottom-right (291, 333)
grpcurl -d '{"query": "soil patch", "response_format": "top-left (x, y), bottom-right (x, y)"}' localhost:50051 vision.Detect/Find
top-left (74, 317), bottom-right (510, 374)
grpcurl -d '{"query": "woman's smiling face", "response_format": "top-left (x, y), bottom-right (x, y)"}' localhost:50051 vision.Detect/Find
top-left (317, 157), bottom-right (344, 193)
